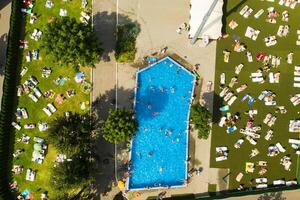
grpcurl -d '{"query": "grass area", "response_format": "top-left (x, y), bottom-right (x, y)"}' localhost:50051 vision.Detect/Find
top-left (210, 0), bottom-right (300, 190)
top-left (208, 183), bottom-right (217, 196)
top-left (13, 0), bottom-right (91, 198)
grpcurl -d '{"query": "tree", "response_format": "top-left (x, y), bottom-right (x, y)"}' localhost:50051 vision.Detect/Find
top-left (115, 22), bottom-right (140, 63)
top-left (42, 17), bottom-right (103, 69)
top-left (190, 104), bottom-right (212, 139)
top-left (102, 109), bottom-right (137, 144)
top-left (47, 113), bottom-right (94, 156)
top-left (51, 154), bottom-right (92, 191)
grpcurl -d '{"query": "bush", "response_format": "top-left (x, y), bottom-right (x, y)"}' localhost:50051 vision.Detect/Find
top-left (102, 109), bottom-right (137, 144)
top-left (0, 0), bottom-right (23, 199)
top-left (190, 104), bottom-right (212, 139)
top-left (115, 22), bottom-right (140, 63)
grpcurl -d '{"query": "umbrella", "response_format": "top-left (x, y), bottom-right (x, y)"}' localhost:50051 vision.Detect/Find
top-left (75, 72), bottom-right (85, 83)
top-left (117, 181), bottom-right (125, 189)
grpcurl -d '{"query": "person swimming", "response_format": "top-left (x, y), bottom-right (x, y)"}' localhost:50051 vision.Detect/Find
top-left (159, 166), bottom-right (164, 173)
top-left (170, 86), bottom-right (175, 93)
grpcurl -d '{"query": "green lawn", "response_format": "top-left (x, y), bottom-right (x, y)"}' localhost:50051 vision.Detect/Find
top-left (210, 0), bottom-right (300, 190)
top-left (13, 0), bottom-right (91, 198)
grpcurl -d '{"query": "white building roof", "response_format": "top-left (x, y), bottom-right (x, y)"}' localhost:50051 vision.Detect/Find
top-left (189, 0), bottom-right (224, 40)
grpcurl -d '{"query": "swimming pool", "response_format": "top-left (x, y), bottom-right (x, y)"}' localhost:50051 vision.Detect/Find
top-left (128, 56), bottom-right (195, 190)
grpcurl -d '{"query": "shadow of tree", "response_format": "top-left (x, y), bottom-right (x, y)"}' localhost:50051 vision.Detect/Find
top-left (0, 33), bottom-right (8, 76)
top-left (257, 191), bottom-right (286, 200)
top-left (92, 11), bottom-right (140, 63)
top-left (91, 87), bottom-right (135, 198)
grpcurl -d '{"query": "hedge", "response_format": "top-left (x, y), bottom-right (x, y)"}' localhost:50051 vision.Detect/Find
top-left (0, 0), bottom-right (23, 199)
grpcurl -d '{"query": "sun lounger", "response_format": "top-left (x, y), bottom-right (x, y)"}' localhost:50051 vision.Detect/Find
top-left (294, 71), bottom-right (300, 76)
top-left (273, 180), bottom-right (285, 185)
top-left (243, 8), bottom-right (253, 18)
top-left (33, 87), bottom-right (42, 98)
top-left (276, 143), bottom-right (286, 152)
top-left (252, 77), bottom-right (264, 82)
top-left (239, 5), bottom-right (249, 16)
top-left (47, 103), bottom-right (57, 113)
top-left (246, 51), bottom-right (253, 62)
top-left (254, 9), bottom-right (264, 19)
top-left (223, 51), bottom-right (230, 63)
top-left (28, 93), bottom-right (38, 102)
top-left (21, 108), bottom-right (28, 119)
top-left (12, 122), bottom-right (21, 130)
top-left (279, 0), bottom-right (285, 5)
top-left (224, 92), bottom-right (234, 102)
top-left (277, 25), bottom-right (284, 37)
top-left (289, 139), bottom-right (300, 144)
top-left (258, 161), bottom-right (267, 166)
top-left (287, 53), bottom-right (293, 64)
top-left (227, 96), bottom-right (237, 106)
top-left (251, 72), bottom-right (262, 77)
top-left (43, 108), bottom-right (52, 116)
top-left (286, 181), bottom-right (298, 186)
top-left (236, 173), bottom-right (243, 182)
top-left (235, 64), bottom-right (244, 75)
top-left (291, 143), bottom-right (299, 150)
top-left (219, 116), bottom-right (226, 127)
top-left (294, 77), bottom-right (300, 82)
top-left (295, 66), bottom-right (300, 71)
top-left (290, 1), bottom-right (297, 9)
top-left (216, 147), bottom-right (228, 153)
top-left (216, 156), bottom-right (227, 162)
top-left (220, 73), bottom-right (225, 85)
top-left (256, 184), bottom-right (268, 189)
top-left (234, 139), bottom-right (244, 148)
top-left (219, 87), bottom-right (229, 98)
top-left (26, 169), bottom-right (35, 181)
top-left (256, 178), bottom-right (267, 184)
top-left (265, 130), bottom-right (273, 141)
top-left (246, 136), bottom-right (257, 145)
top-left (294, 83), bottom-right (300, 88)
top-left (269, 73), bottom-right (275, 83)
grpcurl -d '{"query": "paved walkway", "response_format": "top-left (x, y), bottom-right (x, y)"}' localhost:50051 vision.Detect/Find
top-left (0, 0), bottom-right (11, 109)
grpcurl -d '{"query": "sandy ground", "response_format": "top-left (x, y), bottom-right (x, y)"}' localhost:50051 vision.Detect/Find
top-left (0, 1), bottom-right (11, 109)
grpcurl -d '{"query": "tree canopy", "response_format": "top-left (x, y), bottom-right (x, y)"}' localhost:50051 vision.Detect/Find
top-left (47, 113), bottom-right (94, 156)
top-left (190, 104), bottom-right (212, 139)
top-left (102, 109), bottom-right (137, 144)
top-left (42, 17), bottom-right (103, 68)
top-left (51, 154), bottom-right (91, 191)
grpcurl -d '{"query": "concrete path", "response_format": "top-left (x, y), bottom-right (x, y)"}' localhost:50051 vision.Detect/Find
top-left (0, 0), bottom-right (11, 109)
top-left (92, 0), bottom-right (117, 199)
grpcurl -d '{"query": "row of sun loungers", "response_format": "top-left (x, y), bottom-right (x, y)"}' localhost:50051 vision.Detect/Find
top-left (263, 113), bottom-right (277, 127)
top-left (239, 5), bottom-right (253, 18)
top-left (219, 87), bottom-right (237, 106)
top-left (296, 30), bottom-right (300, 45)
top-left (293, 66), bottom-right (300, 87)
top-left (264, 35), bottom-right (277, 47)
top-left (277, 25), bottom-right (289, 37)
top-left (245, 26), bottom-right (260, 41)
top-left (43, 103), bottom-right (57, 116)
top-left (279, 0), bottom-right (298, 9)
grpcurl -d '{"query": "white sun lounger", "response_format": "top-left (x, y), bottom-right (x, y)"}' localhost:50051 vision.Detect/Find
top-left (235, 64), bottom-right (244, 74)
top-left (219, 87), bottom-right (229, 98)
top-left (43, 107), bottom-right (52, 116)
top-left (254, 9), bottom-right (264, 19)
top-left (256, 184), bottom-right (267, 189)
top-left (244, 8), bottom-right (253, 18)
top-left (239, 5), bottom-right (249, 16)
top-left (294, 71), bottom-right (300, 76)
top-left (33, 87), bottom-right (42, 98)
top-left (256, 178), bottom-right (267, 184)
top-left (273, 180), bottom-right (285, 186)
top-left (216, 156), bottom-right (227, 162)
top-left (294, 83), bottom-right (300, 88)
top-left (252, 77), bottom-right (264, 82)
top-left (295, 66), bottom-right (300, 71)
top-left (247, 51), bottom-right (253, 62)
top-left (216, 147), bottom-right (228, 152)
top-left (286, 181), bottom-right (298, 186)
top-left (251, 72), bottom-right (262, 77)
top-left (276, 143), bottom-right (286, 152)
top-left (224, 92), bottom-right (234, 102)
top-left (219, 117), bottom-right (226, 127)
top-left (28, 93), bottom-right (38, 102)
top-left (47, 103), bottom-right (57, 113)
top-left (220, 73), bottom-right (225, 85)
top-left (294, 77), bottom-right (300, 82)
top-left (289, 138), bottom-right (300, 144)
top-left (269, 73), bottom-right (275, 83)
top-left (12, 122), bottom-right (21, 130)
top-left (279, 0), bottom-right (285, 5)
top-left (227, 96), bottom-right (237, 106)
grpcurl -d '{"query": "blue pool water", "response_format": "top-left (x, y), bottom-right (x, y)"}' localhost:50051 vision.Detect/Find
top-left (128, 57), bottom-right (195, 190)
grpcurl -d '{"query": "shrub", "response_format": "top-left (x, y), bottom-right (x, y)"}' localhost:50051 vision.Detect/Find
top-left (115, 22), bottom-right (140, 63)
top-left (190, 104), bottom-right (212, 139)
